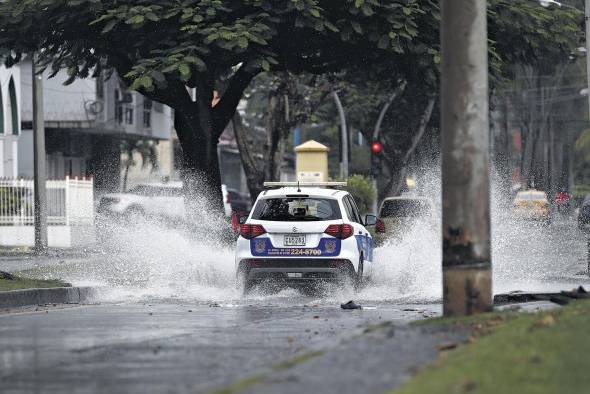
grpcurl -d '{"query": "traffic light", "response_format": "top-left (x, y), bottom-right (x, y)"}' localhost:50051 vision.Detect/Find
top-left (370, 141), bottom-right (383, 177)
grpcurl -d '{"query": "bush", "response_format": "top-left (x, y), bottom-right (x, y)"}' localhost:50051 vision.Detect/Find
top-left (345, 174), bottom-right (376, 215)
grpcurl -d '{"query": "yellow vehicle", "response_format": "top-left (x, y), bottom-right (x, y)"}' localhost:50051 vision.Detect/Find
top-left (512, 189), bottom-right (551, 224)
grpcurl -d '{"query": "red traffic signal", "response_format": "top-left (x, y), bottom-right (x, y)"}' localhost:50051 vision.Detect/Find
top-left (371, 141), bottom-right (383, 154)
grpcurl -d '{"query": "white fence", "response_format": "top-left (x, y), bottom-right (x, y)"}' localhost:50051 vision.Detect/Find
top-left (0, 177), bottom-right (94, 226)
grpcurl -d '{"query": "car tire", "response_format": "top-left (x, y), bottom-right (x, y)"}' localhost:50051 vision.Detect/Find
top-left (355, 254), bottom-right (364, 291)
top-left (243, 279), bottom-right (253, 296)
top-left (237, 270), bottom-right (252, 296)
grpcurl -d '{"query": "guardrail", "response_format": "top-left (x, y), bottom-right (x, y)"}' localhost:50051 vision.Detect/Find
top-left (0, 177), bottom-right (94, 226)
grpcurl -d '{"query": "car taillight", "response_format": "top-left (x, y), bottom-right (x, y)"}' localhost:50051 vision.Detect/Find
top-left (324, 224), bottom-right (353, 240)
top-left (376, 219), bottom-right (386, 233)
top-left (240, 224), bottom-right (266, 239)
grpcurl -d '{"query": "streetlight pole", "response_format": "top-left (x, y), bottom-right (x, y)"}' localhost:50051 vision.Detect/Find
top-left (540, 1), bottom-right (590, 118)
top-left (32, 56), bottom-right (47, 253)
top-left (441, 0), bottom-right (492, 315)
top-left (332, 91), bottom-right (348, 179)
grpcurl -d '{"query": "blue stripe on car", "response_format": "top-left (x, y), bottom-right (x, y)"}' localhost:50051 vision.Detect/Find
top-left (250, 238), bottom-right (341, 257)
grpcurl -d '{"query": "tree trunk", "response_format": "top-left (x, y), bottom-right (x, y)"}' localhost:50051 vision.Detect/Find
top-left (232, 112), bottom-right (265, 202)
top-left (231, 78), bottom-right (289, 204)
top-left (174, 103), bottom-right (224, 222)
top-left (264, 90), bottom-right (286, 182)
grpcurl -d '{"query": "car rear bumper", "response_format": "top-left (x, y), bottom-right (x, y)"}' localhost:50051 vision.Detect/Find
top-left (237, 258), bottom-right (355, 282)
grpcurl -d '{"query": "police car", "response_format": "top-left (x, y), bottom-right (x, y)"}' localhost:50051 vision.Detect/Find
top-left (235, 182), bottom-right (377, 293)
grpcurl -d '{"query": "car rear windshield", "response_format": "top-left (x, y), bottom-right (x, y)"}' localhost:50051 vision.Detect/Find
top-left (516, 192), bottom-right (547, 201)
top-left (251, 197), bottom-right (341, 221)
top-left (380, 199), bottom-right (430, 218)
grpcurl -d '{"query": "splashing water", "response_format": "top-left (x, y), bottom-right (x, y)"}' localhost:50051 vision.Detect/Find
top-left (36, 168), bottom-right (589, 305)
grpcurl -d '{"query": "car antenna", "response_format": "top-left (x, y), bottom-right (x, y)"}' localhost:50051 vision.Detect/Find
top-left (297, 181), bottom-right (301, 193)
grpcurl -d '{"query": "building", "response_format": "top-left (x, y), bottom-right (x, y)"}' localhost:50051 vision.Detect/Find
top-left (16, 58), bottom-right (173, 194)
top-left (0, 65), bottom-right (22, 177)
top-left (3, 59), bottom-right (286, 200)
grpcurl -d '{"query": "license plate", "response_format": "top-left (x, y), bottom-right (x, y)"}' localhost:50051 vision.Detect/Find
top-left (287, 273), bottom-right (303, 278)
top-left (284, 234), bottom-right (306, 246)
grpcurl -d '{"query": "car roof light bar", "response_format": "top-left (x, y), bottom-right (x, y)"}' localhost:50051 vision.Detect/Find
top-left (263, 181), bottom-right (348, 189)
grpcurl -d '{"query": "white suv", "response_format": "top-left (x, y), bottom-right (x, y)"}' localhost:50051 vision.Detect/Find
top-left (97, 182), bottom-right (232, 223)
top-left (234, 183), bottom-right (376, 293)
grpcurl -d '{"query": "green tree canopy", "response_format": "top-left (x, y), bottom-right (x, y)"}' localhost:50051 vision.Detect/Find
top-left (0, 0), bottom-right (580, 212)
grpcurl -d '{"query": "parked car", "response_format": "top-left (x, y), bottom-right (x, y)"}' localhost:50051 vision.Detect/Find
top-left (235, 183), bottom-right (377, 294)
top-left (374, 196), bottom-right (436, 244)
top-left (577, 194), bottom-right (590, 231)
top-left (97, 182), bottom-right (232, 223)
top-left (512, 189), bottom-right (551, 225)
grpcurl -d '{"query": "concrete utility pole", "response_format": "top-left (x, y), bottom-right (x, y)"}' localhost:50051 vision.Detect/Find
top-left (585, 0), bottom-right (590, 119)
top-left (441, 0), bottom-right (492, 315)
top-left (32, 57), bottom-right (48, 252)
top-left (332, 91), bottom-right (348, 179)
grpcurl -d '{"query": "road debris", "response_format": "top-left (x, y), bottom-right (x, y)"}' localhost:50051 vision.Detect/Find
top-left (493, 286), bottom-right (590, 305)
top-left (436, 342), bottom-right (458, 351)
top-left (341, 300), bottom-right (362, 310)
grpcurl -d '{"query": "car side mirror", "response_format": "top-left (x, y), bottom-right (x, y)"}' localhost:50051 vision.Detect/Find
top-left (364, 214), bottom-right (377, 226)
top-left (376, 219), bottom-right (386, 233)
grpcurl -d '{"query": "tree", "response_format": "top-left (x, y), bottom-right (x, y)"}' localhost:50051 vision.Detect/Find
top-left (121, 139), bottom-right (160, 192)
top-left (233, 71), bottom-right (329, 201)
top-left (0, 0), bottom-right (433, 218)
top-left (307, 0), bottom-right (581, 201)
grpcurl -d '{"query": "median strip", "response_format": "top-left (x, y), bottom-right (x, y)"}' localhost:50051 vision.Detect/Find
top-left (389, 299), bottom-right (590, 394)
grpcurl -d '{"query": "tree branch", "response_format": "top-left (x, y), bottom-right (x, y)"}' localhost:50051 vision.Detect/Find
top-left (212, 63), bottom-right (260, 139)
top-left (232, 111), bottom-right (258, 175)
top-left (372, 80), bottom-right (407, 140)
top-left (402, 97), bottom-right (436, 164)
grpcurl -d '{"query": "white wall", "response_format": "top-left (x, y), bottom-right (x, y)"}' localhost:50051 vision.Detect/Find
top-left (0, 225), bottom-right (95, 247)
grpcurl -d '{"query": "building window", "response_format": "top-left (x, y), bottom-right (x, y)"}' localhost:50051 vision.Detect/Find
top-left (143, 110), bottom-right (151, 128)
top-left (143, 99), bottom-right (152, 128)
top-left (8, 77), bottom-right (18, 135)
top-left (115, 105), bottom-right (123, 124)
top-left (121, 92), bottom-right (133, 103)
top-left (124, 107), bottom-right (134, 125)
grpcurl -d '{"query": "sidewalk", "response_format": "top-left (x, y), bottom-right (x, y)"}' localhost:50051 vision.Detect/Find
top-left (0, 247), bottom-right (105, 273)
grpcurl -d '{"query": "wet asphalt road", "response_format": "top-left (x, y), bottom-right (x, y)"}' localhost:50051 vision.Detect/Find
top-left (0, 300), bottom-right (441, 394)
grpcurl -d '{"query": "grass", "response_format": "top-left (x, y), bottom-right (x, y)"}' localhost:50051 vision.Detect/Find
top-left (0, 272), bottom-right (70, 291)
top-left (390, 300), bottom-right (590, 394)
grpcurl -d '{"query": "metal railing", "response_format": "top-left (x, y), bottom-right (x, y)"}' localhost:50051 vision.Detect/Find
top-left (0, 177), bottom-right (94, 226)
